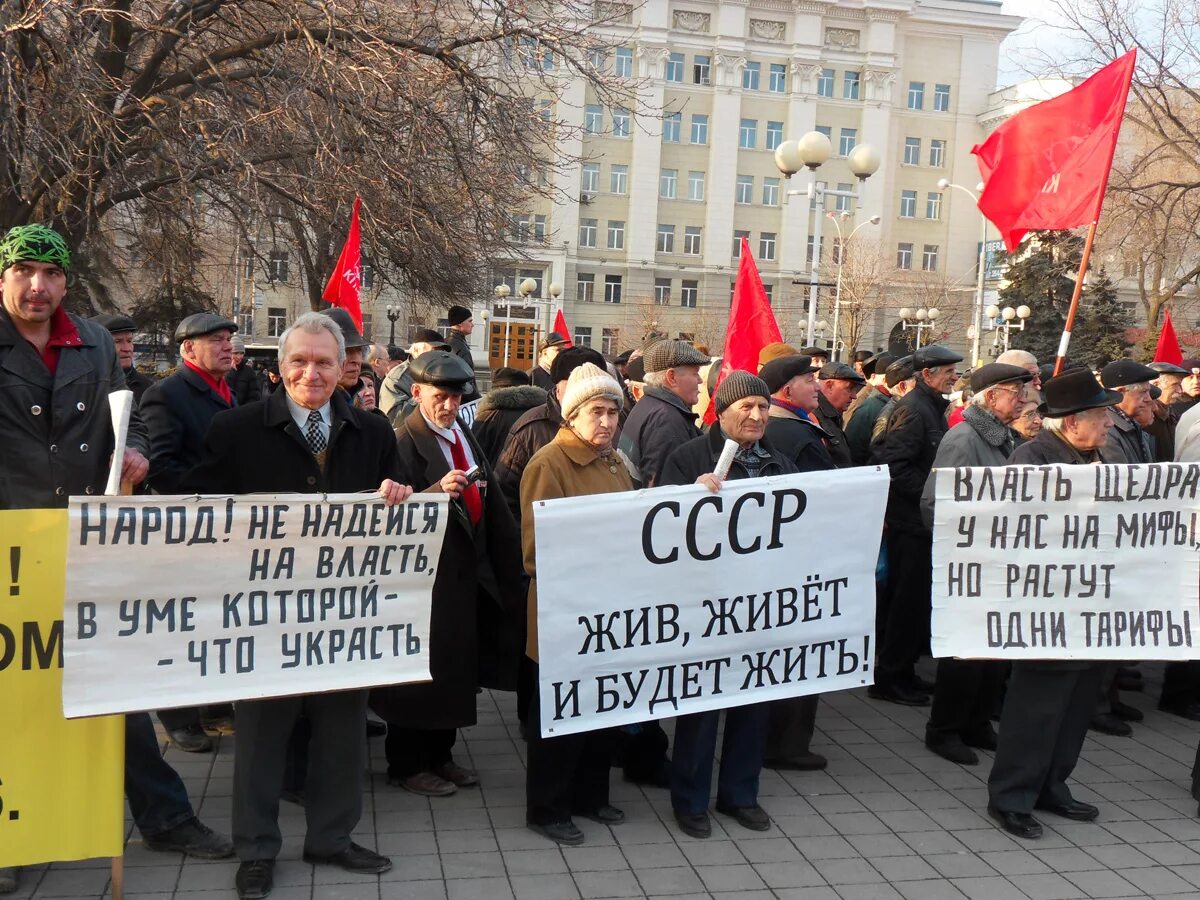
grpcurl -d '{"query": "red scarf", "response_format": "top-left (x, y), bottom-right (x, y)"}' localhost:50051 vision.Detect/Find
top-left (184, 359), bottom-right (233, 405)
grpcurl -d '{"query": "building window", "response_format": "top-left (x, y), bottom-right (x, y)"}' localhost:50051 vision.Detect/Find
top-left (926, 191), bottom-right (942, 220)
top-left (237, 310), bottom-right (253, 335)
top-left (581, 163), bottom-right (599, 193)
top-left (654, 278), bottom-right (672, 304)
top-left (835, 182), bottom-right (852, 213)
top-left (690, 114), bottom-right (708, 145)
top-left (361, 257), bottom-right (374, 289)
top-left (900, 190), bottom-right (917, 218)
top-left (665, 52), bottom-right (684, 82)
top-left (838, 127), bottom-right (857, 157)
top-left (688, 170), bottom-right (705, 202)
top-left (733, 229), bottom-right (750, 258)
top-left (574, 326), bottom-right (593, 347)
top-left (832, 238), bottom-right (843, 266)
top-left (693, 55), bottom-right (710, 84)
top-left (663, 112), bottom-right (681, 143)
top-left (742, 61), bottom-right (761, 90)
top-left (736, 175), bottom-right (754, 204)
top-left (815, 125), bottom-right (832, 141)
top-left (610, 164), bottom-right (628, 194)
top-left (765, 120), bottom-right (784, 151)
top-left (684, 226), bottom-right (702, 255)
top-left (922, 244), bottom-right (939, 272)
top-left (843, 70), bottom-right (860, 100)
top-left (585, 105), bottom-right (604, 133)
top-left (762, 177), bottom-right (780, 206)
top-left (532, 214), bottom-right (547, 243)
top-left (604, 275), bottom-right (623, 304)
top-left (607, 220), bottom-right (625, 250)
top-left (269, 250), bottom-right (289, 282)
top-left (577, 273), bottom-right (595, 302)
top-left (806, 235), bottom-right (824, 264)
top-left (759, 232), bottom-right (776, 261)
top-left (817, 68), bottom-right (834, 97)
top-left (897, 243), bottom-right (913, 270)
top-left (656, 224), bottom-right (675, 253)
top-left (601, 327), bottom-right (621, 354)
top-left (660, 168), bottom-right (678, 199)
top-left (739, 118), bottom-right (757, 149)
top-left (934, 83), bottom-right (951, 112)
top-left (763, 283), bottom-right (774, 301)
top-left (769, 63), bottom-right (787, 93)
top-left (681, 280), bottom-right (698, 308)
top-left (903, 137), bottom-right (921, 166)
top-left (615, 47), bottom-right (633, 78)
top-left (511, 213), bottom-right (531, 242)
top-left (908, 81), bottom-right (924, 110)
top-left (929, 139), bottom-right (946, 167)
top-left (267, 307), bottom-right (287, 337)
top-left (579, 218), bottom-right (597, 247)
top-left (612, 107), bottom-right (631, 137)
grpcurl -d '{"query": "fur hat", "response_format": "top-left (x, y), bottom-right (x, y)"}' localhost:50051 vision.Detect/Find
top-left (560, 362), bottom-right (624, 422)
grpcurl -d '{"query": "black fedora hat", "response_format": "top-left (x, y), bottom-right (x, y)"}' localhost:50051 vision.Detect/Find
top-left (1039, 368), bottom-right (1121, 417)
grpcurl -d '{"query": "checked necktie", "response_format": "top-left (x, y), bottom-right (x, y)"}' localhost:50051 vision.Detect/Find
top-left (305, 409), bottom-right (327, 455)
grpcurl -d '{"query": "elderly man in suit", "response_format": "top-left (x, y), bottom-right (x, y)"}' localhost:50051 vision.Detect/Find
top-left (184, 311), bottom-right (413, 899)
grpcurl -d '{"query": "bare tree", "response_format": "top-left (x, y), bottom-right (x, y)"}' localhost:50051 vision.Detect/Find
top-left (831, 237), bottom-right (889, 354)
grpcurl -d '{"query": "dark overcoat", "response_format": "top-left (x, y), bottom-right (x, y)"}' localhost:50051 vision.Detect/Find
top-left (141, 365), bottom-right (234, 494)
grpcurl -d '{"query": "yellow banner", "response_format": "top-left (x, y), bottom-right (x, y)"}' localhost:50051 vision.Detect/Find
top-left (0, 509), bottom-right (124, 867)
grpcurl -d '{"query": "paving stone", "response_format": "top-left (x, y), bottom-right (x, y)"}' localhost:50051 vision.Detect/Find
top-left (949, 875), bottom-right (1028, 900)
top-left (447, 877), bottom-right (515, 900)
top-left (509, 874), bottom-right (581, 900)
top-left (631, 867), bottom-right (705, 895)
top-left (693, 864), bottom-right (765, 892)
top-left (502, 850), bottom-right (568, 876)
top-left (810, 859), bottom-right (883, 886)
top-left (1110, 865), bottom-right (1198, 895)
top-left (869, 856), bottom-right (940, 882)
top-left (893, 878), bottom-right (968, 899)
top-left (1006, 872), bottom-right (1089, 900)
top-left (1061, 869), bottom-right (1140, 898)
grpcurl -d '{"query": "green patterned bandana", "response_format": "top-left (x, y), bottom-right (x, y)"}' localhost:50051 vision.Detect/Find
top-left (0, 225), bottom-right (72, 273)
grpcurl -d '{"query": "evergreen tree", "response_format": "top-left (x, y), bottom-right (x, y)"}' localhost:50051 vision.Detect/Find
top-left (1073, 269), bottom-right (1132, 366)
top-left (997, 231), bottom-right (1080, 362)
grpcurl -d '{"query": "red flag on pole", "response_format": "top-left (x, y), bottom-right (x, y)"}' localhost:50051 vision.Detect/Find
top-left (1153, 309), bottom-right (1183, 365)
top-left (552, 309), bottom-right (573, 347)
top-left (973, 51), bottom-right (1136, 252)
top-left (322, 196), bottom-right (364, 330)
top-left (703, 238), bottom-right (783, 424)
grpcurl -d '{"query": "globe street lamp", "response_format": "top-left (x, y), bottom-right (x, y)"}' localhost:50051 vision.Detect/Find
top-left (899, 306), bottom-right (941, 349)
top-left (775, 131), bottom-right (880, 345)
top-left (937, 178), bottom-right (989, 366)
top-left (985, 303), bottom-right (1032, 355)
top-left (494, 278), bottom-right (563, 368)
top-left (826, 211), bottom-right (881, 360)
top-left (385, 303), bottom-right (401, 348)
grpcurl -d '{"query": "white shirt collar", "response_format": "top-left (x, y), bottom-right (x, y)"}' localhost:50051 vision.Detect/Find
top-left (421, 411), bottom-right (460, 444)
top-left (284, 392), bottom-right (332, 430)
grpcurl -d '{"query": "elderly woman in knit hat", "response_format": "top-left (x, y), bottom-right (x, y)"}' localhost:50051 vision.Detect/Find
top-left (659, 371), bottom-right (799, 840)
top-left (519, 362), bottom-right (632, 846)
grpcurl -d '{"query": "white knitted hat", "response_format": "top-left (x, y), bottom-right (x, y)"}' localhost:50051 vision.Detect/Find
top-left (561, 362), bottom-right (623, 422)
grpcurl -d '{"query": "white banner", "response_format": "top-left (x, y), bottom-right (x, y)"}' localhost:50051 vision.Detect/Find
top-left (533, 468), bottom-right (889, 736)
top-left (932, 463), bottom-right (1200, 660)
top-left (62, 494), bottom-right (448, 717)
top-left (458, 399), bottom-right (481, 428)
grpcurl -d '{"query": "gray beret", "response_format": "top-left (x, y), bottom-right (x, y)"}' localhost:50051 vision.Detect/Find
top-left (1100, 359), bottom-right (1158, 388)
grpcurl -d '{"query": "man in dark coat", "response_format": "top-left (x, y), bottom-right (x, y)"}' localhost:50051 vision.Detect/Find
top-left (376, 351), bottom-right (525, 798)
top-left (618, 338), bottom-right (709, 488)
top-left (184, 311), bottom-right (410, 898)
top-left (471, 368), bottom-right (545, 467)
top-left (869, 344), bottom-right (962, 706)
top-left (226, 335), bottom-right (262, 405)
top-left (844, 352), bottom-right (895, 464)
top-left (92, 312), bottom-right (154, 402)
top-left (531, 331), bottom-right (569, 391)
top-left (446, 304), bottom-right (482, 402)
top-left (815, 362), bottom-right (866, 467)
top-left (987, 368), bottom-right (1120, 841)
top-left (869, 357), bottom-right (916, 452)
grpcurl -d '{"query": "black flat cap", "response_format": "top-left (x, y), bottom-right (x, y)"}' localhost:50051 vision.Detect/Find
top-left (912, 345), bottom-right (963, 370)
top-left (550, 346), bottom-right (606, 383)
top-left (1148, 361), bottom-right (1188, 375)
top-left (91, 313), bottom-right (136, 334)
top-left (626, 356), bottom-right (646, 383)
top-left (862, 352), bottom-right (895, 378)
top-left (970, 363), bottom-right (1034, 393)
top-left (321, 307), bottom-right (369, 349)
top-left (613, 349), bottom-right (634, 366)
top-left (409, 350), bottom-right (475, 393)
top-left (1182, 358), bottom-right (1200, 374)
top-left (885, 356), bottom-right (916, 387)
top-left (1101, 360), bottom-right (1158, 388)
top-left (1039, 368), bottom-right (1121, 417)
top-left (799, 346), bottom-right (829, 358)
top-left (411, 327), bottom-right (451, 349)
top-left (387, 345), bottom-right (407, 361)
top-left (852, 350), bottom-right (874, 364)
top-left (448, 305), bottom-right (472, 326)
top-left (819, 362), bottom-right (867, 385)
top-left (175, 312), bottom-right (236, 343)
top-left (543, 331), bottom-right (570, 349)
top-left (760, 355), bottom-right (819, 393)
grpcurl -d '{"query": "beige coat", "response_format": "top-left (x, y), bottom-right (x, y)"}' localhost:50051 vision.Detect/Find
top-left (519, 426), bottom-right (633, 660)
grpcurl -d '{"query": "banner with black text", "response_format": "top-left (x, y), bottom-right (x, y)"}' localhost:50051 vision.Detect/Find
top-left (533, 468), bottom-right (888, 736)
top-left (62, 494), bottom-right (448, 717)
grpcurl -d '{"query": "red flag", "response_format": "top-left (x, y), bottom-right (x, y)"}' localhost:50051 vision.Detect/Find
top-left (322, 196), bottom-right (364, 330)
top-left (974, 51), bottom-right (1136, 252)
top-left (552, 309), bottom-right (573, 348)
top-left (703, 238), bottom-right (783, 424)
top-left (1154, 309), bottom-right (1183, 365)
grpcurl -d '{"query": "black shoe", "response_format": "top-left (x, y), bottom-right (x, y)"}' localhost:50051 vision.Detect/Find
top-left (868, 683), bottom-right (930, 707)
top-left (908, 674), bottom-right (936, 693)
top-left (962, 724), bottom-right (998, 752)
top-left (987, 805), bottom-right (1042, 840)
top-left (1110, 700), bottom-right (1143, 722)
top-left (675, 811), bottom-right (712, 839)
top-left (144, 817), bottom-right (234, 859)
top-left (576, 805), bottom-right (624, 825)
top-left (303, 842), bottom-right (391, 874)
top-left (1035, 798), bottom-right (1099, 822)
top-left (925, 734), bottom-right (979, 766)
top-left (1160, 702), bottom-right (1200, 722)
top-left (1090, 713), bottom-right (1132, 736)
top-left (236, 860), bottom-right (274, 900)
top-left (365, 719), bottom-right (387, 738)
top-left (167, 723), bottom-right (213, 753)
top-left (715, 802), bottom-right (770, 832)
top-left (764, 752), bottom-right (827, 771)
top-left (528, 820), bottom-right (584, 846)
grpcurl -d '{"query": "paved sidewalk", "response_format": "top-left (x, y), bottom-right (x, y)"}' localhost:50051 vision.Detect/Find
top-left (13, 665), bottom-right (1200, 900)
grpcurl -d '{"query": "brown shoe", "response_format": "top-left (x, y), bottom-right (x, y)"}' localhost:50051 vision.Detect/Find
top-left (434, 761), bottom-right (480, 787)
top-left (390, 771), bottom-right (457, 797)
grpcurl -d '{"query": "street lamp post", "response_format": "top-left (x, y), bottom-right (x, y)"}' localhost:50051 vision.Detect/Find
top-left (775, 132), bottom-right (881, 346)
top-left (385, 304), bottom-right (401, 347)
top-left (937, 179), bottom-right (989, 366)
top-left (985, 303), bottom-right (1032, 356)
top-left (826, 211), bottom-right (881, 361)
top-left (492, 278), bottom-right (563, 369)
top-left (898, 306), bottom-right (941, 349)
